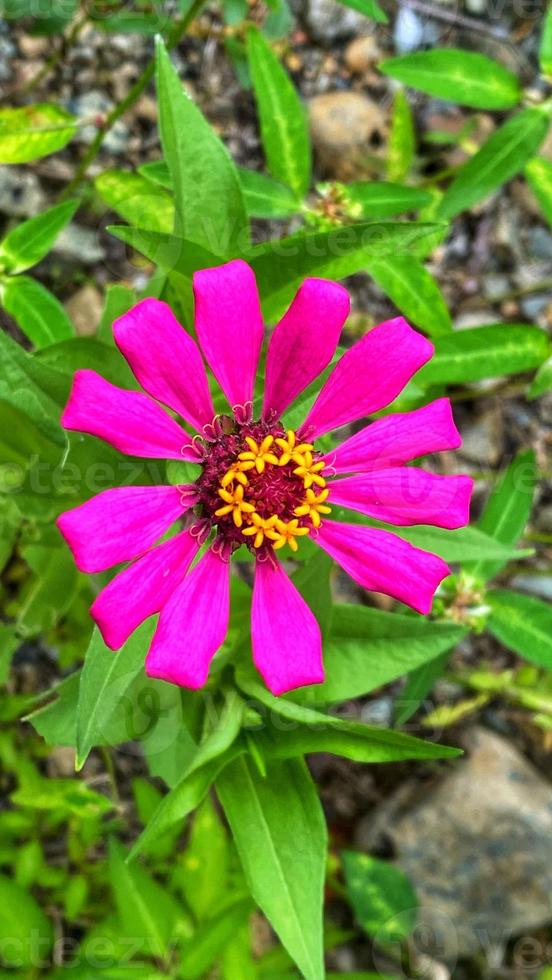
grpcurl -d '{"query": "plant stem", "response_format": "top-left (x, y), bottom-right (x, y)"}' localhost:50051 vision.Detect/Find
top-left (59, 0), bottom-right (206, 201)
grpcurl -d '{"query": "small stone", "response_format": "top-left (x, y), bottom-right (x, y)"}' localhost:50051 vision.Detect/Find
top-left (305, 0), bottom-right (367, 43)
top-left (460, 410), bottom-right (502, 465)
top-left (18, 35), bottom-right (49, 57)
top-left (482, 273), bottom-right (509, 302)
top-left (53, 225), bottom-right (105, 266)
top-left (393, 6), bottom-right (439, 52)
top-left (364, 727), bottom-right (552, 958)
top-left (528, 226), bottom-right (552, 262)
top-left (309, 91), bottom-right (386, 180)
top-left (0, 37), bottom-right (16, 81)
top-left (64, 285), bottom-right (103, 337)
top-left (454, 310), bottom-right (496, 330)
top-left (521, 294), bottom-right (550, 320)
top-left (344, 34), bottom-right (382, 73)
top-left (511, 576), bottom-right (552, 601)
top-left (0, 167), bottom-right (46, 217)
top-left (360, 697), bottom-right (394, 727)
top-left (46, 746), bottom-right (76, 778)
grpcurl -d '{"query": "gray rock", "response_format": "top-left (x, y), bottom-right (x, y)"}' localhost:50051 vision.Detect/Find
top-left (393, 6), bottom-right (439, 52)
top-left (528, 226), bottom-right (552, 262)
top-left (361, 728), bottom-right (552, 959)
top-left (459, 411), bottom-right (502, 466)
top-left (53, 224), bottom-right (105, 265)
top-left (0, 36), bottom-right (15, 81)
top-left (360, 696), bottom-right (394, 727)
top-left (68, 91), bottom-right (129, 155)
top-left (305, 0), bottom-right (367, 43)
top-left (511, 576), bottom-right (552, 601)
top-left (0, 166), bottom-right (46, 217)
top-left (521, 294), bottom-right (550, 320)
top-left (482, 273), bottom-right (509, 302)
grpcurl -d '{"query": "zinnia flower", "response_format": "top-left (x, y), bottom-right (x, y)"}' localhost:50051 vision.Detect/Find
top-left (57, 260), bottom-right (472, 696)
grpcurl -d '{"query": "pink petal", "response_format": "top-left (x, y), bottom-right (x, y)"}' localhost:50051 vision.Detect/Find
top-left (251, 558), bottom-right (324, 696)
top-left (193, 260), bottom-right (264, 413)
top-left (262, 278), bottom-right (350, 420)
top-left (113, 298), bottom-right (215, 433)
top-left (298, 317), bottom-right (433, 440)
top-left (316, 519), bottom-right (450, 614)
top-left (146, 549), bottom-right (230, 689)
top-left (57, 484), bottom-right (195, 573)
top-left (329, 469), bottom-right (473, 529)
top-left (91, 529), bottom-right (200, 649)
top-left (61, 370), bottom-right (199, 461)
top-left (327, 399), bottom-right (462, 474)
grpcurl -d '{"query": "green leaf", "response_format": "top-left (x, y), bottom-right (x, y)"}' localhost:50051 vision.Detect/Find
top-left (248, 222), bottom-right (444, 319)
top-left (257, 718), bottom-right (461, 765)
top-left (0, 873), bottom-right (53, 967)
top-left (108, 838), bottom-right (181, 960)
top-left (394, 650), bottom-right (450, 726)
top-left (110, 221), bottom-right (444, 322)
top-left (0, 329), bottom-right (73, 428)
top-left (525, 156), bottom-right (552, 227)
top-left (393, 524), bottom-right (532, 564)
top-left (438, 108), bottom-right (551, 220)
top-left (97, 283), bottom-right (137, 343)
top-left (180, 797), bottom-right (229, 922)
top-left (217, 757), bottom-right (326, 980)
top-left (528, 354), bottom-right (552, 399)
top-left (155, 38), bottom-right (248, 254)
top-left (342, 852), bottom-right (417, 942)
top-left (292, 550), bottom-right (333, 638)
top-left (344, 181), bottom-right (432, 219)
top-left (247, 28), bottom-right (311, 197)
top-left (130, 690), bottom-right (245, 858)
top-left (0, 275), bottom-right (74, 348)
top-left (488, 590), bottom-right (552, 669)
top-left (25, 672), bottom-right (80, 746)
top-left (337, 0), bottom-right (387, 24)
top-left (238, 167), bottom-right (301, 218)
top-left (95, 170), bottom-right (174, 233)
top-left (386, 89), bottom-right (414, 184)
top-left (470, 450), bottom-right (536, 582)
top-left (238, 674), bottom-right (462, 763)
top-left (76, 622), bottom-right (153, 768)
top-left (0, 200), bottom-right (78, 274)
top-left (139, 158), bottom-right (172, 189)
top-left (34, 336), bottom-right (136, 390)
top-left (179, 900), bottom-right (252, 980)
top-left (366, 254), bottom-right (451, 335)
top-left (294, 604), bottom-right (465, 703)
top-left (415, 324), bottom-right (550, 385)
top-left (0, 624), bottom-right (18, 686)
top-left (0, 104), bottom-right (78, 163)
top-left (18, 535), bottom-right (79, 636)
top-left (540, 5), bottom-right (552, 76)
top-left (380, 49), bottom-right (521, 110)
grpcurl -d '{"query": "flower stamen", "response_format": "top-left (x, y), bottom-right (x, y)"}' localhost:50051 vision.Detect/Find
top-left (242, 512), bottom-right (279, 549)
top-left (294, 488), bottom-right (331, 528)
top-left (238, 435), bottom-right (280, 474)
top-left (293, 451), bottom-right (327, 489)
top-left (215, 483), bottom-right (256, 528)
top-left (265, 518), bottom-right (311, 552)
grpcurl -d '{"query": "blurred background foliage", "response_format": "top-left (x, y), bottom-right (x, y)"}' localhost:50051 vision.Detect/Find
top-left (1, 0), bottom-right (552, 976)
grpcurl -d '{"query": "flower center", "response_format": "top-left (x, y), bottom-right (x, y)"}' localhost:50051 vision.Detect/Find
top-left (194, 417), bottom-right (331, 556)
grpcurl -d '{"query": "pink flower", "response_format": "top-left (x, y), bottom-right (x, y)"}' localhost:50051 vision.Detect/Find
top-left (57, 260), bottom-right (472, 696)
